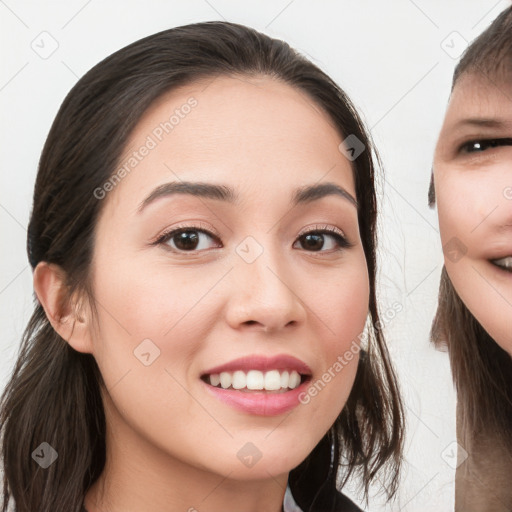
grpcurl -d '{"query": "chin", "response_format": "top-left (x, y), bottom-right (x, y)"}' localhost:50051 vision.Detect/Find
top-left (205, 443), bottom-right (311, 481)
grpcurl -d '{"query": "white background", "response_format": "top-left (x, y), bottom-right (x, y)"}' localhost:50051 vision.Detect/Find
top-left (1, 1), bottom-right (508, 510)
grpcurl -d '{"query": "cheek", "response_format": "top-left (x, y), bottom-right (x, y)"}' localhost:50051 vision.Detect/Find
top-left (436, 168), bottom-right (506, 250)
top-left (435, 170), bottom-right (512, 353)
top-left (436, 176), bottom-right (492, 269)
top-left (326, 262), bottom-right (369, 349)
top-left (310, 250), bottom-right (369, 408)
top-left (295, 245), bottom-right (369, 347)
top-left (94, 253), bottom-right (220, 330)
top-left (88, 260), bottom-right (224, 456)
top-left (90, 255), bottom-right (228, 384)
top-left (436, 178), bottom-right (474, 246)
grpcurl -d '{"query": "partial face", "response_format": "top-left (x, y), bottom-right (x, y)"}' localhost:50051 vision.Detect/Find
top-left (434, 72), bottom-right (512, 353)
top-left (88, 75), bottom-right (369, 481)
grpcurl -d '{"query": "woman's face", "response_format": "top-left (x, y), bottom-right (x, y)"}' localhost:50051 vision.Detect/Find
top-left (87, 75), bottom-right (369, 482)
top-left (433, 72), bottom-right (512, 353)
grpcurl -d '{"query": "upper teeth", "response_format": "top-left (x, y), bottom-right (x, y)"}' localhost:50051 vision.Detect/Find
top-left (492, 256), bottom-right (512, 270)
top-left (208, 370), bottom-right (302, 391)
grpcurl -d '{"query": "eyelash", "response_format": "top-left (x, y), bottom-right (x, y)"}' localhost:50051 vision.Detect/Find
top-left (458, 137), bottom-right (512, 153)
top-left (153, 222), bottom-right (352, 254)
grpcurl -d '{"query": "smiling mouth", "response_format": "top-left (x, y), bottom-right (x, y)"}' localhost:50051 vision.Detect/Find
top-left (490, 256), bottom-right (512, 272)
top-left (201, 370), bottom-right (310, 393)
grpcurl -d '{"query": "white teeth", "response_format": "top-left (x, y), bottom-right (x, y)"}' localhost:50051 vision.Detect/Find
top-left (207, 369), bottom-right (305, 391)
top-left (246, 370), bottom-right (264, 390)
top-left (219, 372), bottom-right (232, 389)
top-left (232, 370), bottom-right (246, 389)
top-left (288, 370), bottom-right (301, 389)
top-left (264, 370), bottom-right (282, 391)
top-left (492, 256), bottom-right (512, 270)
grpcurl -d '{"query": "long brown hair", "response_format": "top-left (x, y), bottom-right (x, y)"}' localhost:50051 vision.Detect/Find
top-left (429, 4), bottom-right (512, 465)
top-left (0, 21), bottom-right (404, 512)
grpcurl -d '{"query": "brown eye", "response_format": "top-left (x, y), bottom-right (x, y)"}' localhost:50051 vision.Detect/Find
top-left (171, 230), bottom-right (201, 251)
top-left (155, 225), bottom-right (221, 253)
top-left (294, 228), bottom-right (351, 252)
top-left (300, 233), bottom-right (325, 251)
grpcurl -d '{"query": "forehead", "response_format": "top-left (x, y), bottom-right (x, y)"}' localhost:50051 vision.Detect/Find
top-left (445, 72), bottom-right (512, 122)
top-left (129, 74), bottom-right (342, 158)
top-left (104, 74), bottom-right (355, 213)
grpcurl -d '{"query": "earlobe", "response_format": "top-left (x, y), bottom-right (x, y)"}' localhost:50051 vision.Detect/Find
top-left (33, 262), bottom-right (93, 354)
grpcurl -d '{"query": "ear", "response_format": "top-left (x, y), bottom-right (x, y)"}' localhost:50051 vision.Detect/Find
top-left (33, 262), bottom-right (93, 354)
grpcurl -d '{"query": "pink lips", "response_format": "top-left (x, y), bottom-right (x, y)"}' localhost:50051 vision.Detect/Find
top-left (201, 354), bottom-right (312, 376)
top-left (201, 354), bottom-right (312, 416)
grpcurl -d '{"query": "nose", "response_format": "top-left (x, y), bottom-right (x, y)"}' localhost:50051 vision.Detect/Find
top-left (224, 240), bottom-right (307, 334)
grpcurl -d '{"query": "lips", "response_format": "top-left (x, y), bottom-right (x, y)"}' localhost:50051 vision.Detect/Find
top-left (200, 354), bottom-right (313, 415)
top-left (490, 255), bottom-right (512, 272)
top-left (201, 354), bottom-right (312, 377)
top-left (201, 354), bottom-right (312, 391)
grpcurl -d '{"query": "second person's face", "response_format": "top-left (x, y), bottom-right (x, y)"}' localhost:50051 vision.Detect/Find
top-left (434, 72), bottom-right (512, 353)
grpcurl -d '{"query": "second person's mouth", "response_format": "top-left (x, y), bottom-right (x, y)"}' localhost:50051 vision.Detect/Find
top-left (490, 255), bottom-right (512, 272)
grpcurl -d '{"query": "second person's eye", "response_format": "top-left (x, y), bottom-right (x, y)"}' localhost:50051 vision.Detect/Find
top-left (459, 137), bottom-right (512, 153)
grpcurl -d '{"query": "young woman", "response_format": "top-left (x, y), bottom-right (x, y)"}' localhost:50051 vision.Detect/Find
top-left (0, 22), bottom-right (404, 512)
top-left (430, 6), bottom-right (512, 511)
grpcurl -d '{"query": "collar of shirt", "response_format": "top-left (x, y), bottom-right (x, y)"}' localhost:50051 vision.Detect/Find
top-left (82, 484), bottom-right (303, 512)
top-left (284, 483), bottom-right (303, 512)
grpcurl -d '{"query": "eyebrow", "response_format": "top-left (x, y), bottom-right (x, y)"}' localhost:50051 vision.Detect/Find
top-left (137, 180), bottom-right (358, 213)
top-left (453, 117), bottom-right (508, 130)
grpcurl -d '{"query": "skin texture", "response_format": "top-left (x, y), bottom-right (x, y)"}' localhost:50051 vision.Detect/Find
top-left (34, 75), bottom-right (369, 512)
top-left (434, 72), bottom-right (512, 512)
top-left (433, 72), bottom-right (512, 355)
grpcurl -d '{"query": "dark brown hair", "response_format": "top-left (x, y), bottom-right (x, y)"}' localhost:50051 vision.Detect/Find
top-left (451, 5), bottom-right (512, 89)
top-left (0, 21), bottom-right (404, 512)
top-left (429, 4), bottom-right (512, 463)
